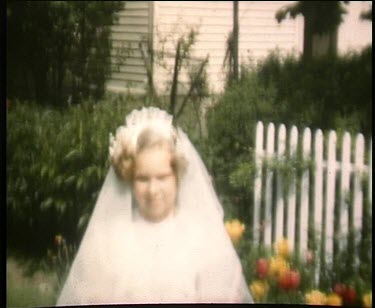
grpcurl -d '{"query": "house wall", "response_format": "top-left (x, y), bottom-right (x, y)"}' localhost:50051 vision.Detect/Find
top-left (338, 1), bottom-right (372, 53)
top-left (107, 1), bottom-right (372, 95)
top-left (152, 1), bottom-right (302, 94)
top-left (107, 1), bottom-right (152, 94)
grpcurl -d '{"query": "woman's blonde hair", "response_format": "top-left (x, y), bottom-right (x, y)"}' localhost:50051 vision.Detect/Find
top-left (110, 127), bottom-right (187, 182)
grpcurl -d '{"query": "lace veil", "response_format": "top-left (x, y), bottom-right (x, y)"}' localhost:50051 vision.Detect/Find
top-left (56, 107), bottom-right (253, 305)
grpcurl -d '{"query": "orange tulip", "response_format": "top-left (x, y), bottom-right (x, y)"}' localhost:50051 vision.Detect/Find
top-left (363, 292), bottom-right (372, 308)
top-left (326, 293), bottom-right (342, 306)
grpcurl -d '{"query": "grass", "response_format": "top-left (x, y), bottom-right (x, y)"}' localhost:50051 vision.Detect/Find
top-left (6, 257), bottom-right (59, 308)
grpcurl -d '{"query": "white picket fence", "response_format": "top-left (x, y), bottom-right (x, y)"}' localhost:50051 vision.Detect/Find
top-left (253, 121), bottom-right (372, 284)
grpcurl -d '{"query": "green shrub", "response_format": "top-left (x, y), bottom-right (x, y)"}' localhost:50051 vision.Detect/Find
top-left (206, 71), bottom-right (278, 223)
top-left (256, 47), bottom-right (372, 137)
top-left (206, 46), bottom-right (372, 230)
top-left (7, 95), bottom-right (142, 257)
top-left (7, 1), bottom-right (124, 105)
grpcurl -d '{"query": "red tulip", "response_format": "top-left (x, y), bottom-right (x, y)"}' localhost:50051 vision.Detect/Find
top-left (277, 271), bottom-right (291, 289)
top-left (342, 287), bottom-right (357, 304)
top-left (256, 258), bottom-right (268, 279)
top-left (289, 270), bottom-right (301, 289)
top-left (277, 269), bottom-right (300, 290)
top-left (333, 283), bottom-right (346, 297)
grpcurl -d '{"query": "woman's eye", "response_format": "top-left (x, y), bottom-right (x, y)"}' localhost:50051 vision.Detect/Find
top-left (135, 176), bottom-right (148, 182)
top-left (157, 174), bottom-right (171, 181)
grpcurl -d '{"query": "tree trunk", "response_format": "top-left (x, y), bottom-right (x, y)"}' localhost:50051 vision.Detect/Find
top-left (302, 10), bottom-right (314, 62)
top-left (303, 6), bottom-right (338, 61)
top-left (233, 1), bottom-right (239, 81)
top-left (169, 39), bottom-right (181, 116)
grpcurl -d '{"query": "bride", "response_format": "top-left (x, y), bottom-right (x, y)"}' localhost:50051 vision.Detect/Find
top-left (56, 107), bottom-right (253, 304)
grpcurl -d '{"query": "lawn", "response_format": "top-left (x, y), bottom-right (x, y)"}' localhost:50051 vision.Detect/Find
top-left (6, 257), bottom-right (59, 308)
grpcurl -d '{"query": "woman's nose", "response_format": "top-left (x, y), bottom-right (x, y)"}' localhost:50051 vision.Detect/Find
top-left (147, 179), bottom-right (158, 196)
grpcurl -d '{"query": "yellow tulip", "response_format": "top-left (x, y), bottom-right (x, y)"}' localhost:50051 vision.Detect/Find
top-left (250, 280), bottom-right (269, 301)
top-left (305, 290), bottom-right (327, 305)
top-left (326, 293), bottom-right (342, 306)
top-left (274, 238), bottom-right (291, 258)
top-left (225, 219), bottom-right (245, 244)
top-left (363, 292), bottom-right (372, 308)
top-left (269, 256), bottom-right (289, 278)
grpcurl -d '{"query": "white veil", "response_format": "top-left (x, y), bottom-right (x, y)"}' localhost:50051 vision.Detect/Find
top-left (56, 108), bottom-right (253, 305)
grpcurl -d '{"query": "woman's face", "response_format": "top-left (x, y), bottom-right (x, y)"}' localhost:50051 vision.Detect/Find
top-left (133, 145), bottom-right (177, 222)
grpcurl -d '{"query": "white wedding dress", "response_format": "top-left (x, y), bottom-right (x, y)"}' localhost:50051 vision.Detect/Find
top-left (56, 109), bottom-right (253, 305)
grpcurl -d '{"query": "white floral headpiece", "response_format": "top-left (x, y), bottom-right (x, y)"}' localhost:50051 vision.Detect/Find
top-left (109, 107), bottom-right (177, 162)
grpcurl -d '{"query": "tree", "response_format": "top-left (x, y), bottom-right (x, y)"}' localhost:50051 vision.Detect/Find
top-left (7, 1), bottom-right (124, 105)
top-left (223, 1), bottom-right (239, 84)
top-left (276, 1), bottom-right (349, 61)
top-left (360, 4), bottom-right (372, 21)
top-left (232, 1), bottom-right (239, 82)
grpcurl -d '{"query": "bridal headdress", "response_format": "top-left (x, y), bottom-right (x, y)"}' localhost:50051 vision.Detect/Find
top-left (109, 107), bottom-right (180, 160)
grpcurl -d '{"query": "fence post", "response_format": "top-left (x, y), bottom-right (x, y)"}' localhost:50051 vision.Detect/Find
top-left (324, 131), bottom-right (337, 272)
top-left (287, 126), bottom-right (298, 251)
top-left (275, 124), bottom-right (286, 242)
top-left (313, 129), bottom-right (324, 286)
top-left (299, 128), bottom-right (311, 257)
top-left (252, 123), bottom-right (371, 289)
top-left (339, 133), bottom-right (351, 251)
top-left (353, 134), bottom-right (365, 268)
top-left (353, 134), bottom-right (365, 231)
top-left (253, 121), bottom-right (264, 245)
top-left (369, 139), bottom-right (372, 205)
top-left (265, 123), bottom-right (275, 246)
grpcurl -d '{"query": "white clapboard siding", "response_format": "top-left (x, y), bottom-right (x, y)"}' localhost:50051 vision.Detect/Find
top-left (108, 1), bottom-right (301, 94)
top-left (254, 121), bottom-right (372, 287)
top-left (153, 1), bottom-right (300, 94)
top-left (107, 1), bottom-right (370, 95)
top-left (107, 1), bottom-right (151, 93)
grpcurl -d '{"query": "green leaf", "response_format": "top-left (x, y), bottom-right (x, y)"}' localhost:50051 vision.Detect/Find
top-left (64, 175), bottom-right (76, 186)
top-left (76, 176), bottom-right (84, 192)
top-left (41, 165), bottom-right (49, 179)
top-left (77, 213), bottom-right (90, 233)
top-left (63, 149), bottom-right (80, 163)
top-left (41, 198), bottom-right (54, 211)
top-left (56, 200), bottom-right (67, 214)
top-left (55, 175), bottom-right (64, 188)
